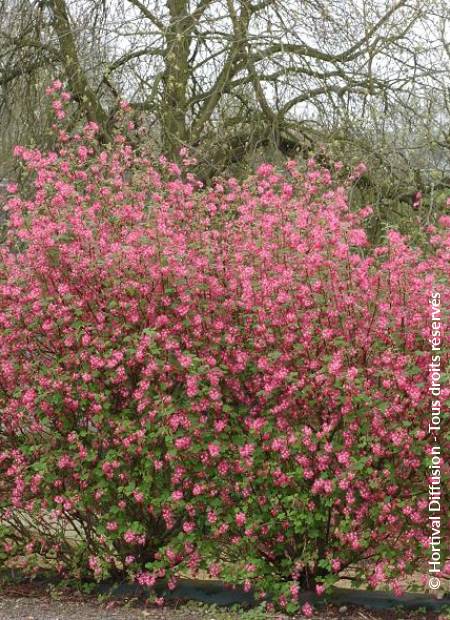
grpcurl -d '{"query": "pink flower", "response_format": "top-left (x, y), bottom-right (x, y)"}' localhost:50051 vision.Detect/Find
top-left (208, 563), bottom-right (221, 577)
top-left (106, 521), bottom-right (118, 532)
top-left (208, 443), bottom-right (220, 457)
top-left (438, 215), bottom-right (450, 228)
top-left (175, 436), bottom-right (192, 450)
top-left (349, 162), bottom-right (367, 180)
top-left (328, 352), bottom-right (343, 376)
top-left (207, 511), bottom-right (217, 524)
top-left (256, 163), bottom-right (274, 177)
top-left (133, 491), bottom-right (144, 503)
top-left (182, 521), bottom-right (195, 533)
top-left (348, 228), bottom-right (367, 246)
top-left (123, 531), bottom-right (136, 544)
top-left (209, 388), bottom-right (221, 401)
top-left (137, 572), bottom-right (156, 586)
top-left (331, 559), bottom-right (341, 573)
top-left (290, 583), bottom-right (300, 598)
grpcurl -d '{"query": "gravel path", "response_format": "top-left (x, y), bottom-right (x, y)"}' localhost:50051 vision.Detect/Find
top-left (0, 597), bottom-right (445, 620)
top-left (0, 597), bottom-right (155, 620)
top-left (0, 585), bottom-right (444, 620)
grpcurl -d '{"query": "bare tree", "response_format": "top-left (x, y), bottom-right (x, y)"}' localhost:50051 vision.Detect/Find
top-left (0, 0), bottom-right (449, 180)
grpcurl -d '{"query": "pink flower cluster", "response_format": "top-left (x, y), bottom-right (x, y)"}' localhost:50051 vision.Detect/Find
top-left (0, 86), bottom-right (449, 613)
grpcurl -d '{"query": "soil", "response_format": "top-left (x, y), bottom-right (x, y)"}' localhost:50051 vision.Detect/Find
top-left (0, 583), bottom-right (445, 620)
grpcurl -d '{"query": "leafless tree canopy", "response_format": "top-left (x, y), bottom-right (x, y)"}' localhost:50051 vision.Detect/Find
top-left (1, 0), bottom-right (450, 185)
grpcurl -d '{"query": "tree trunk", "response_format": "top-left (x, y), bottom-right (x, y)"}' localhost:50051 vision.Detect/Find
top-left (160, 0), bottom-right (191, 159)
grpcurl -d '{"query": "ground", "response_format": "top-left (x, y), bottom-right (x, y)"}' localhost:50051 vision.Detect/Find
top-left (0, 583), bottom-right (446, 620)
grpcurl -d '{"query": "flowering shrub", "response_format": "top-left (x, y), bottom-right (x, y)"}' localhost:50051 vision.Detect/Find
top-left (0, 83), bottom-right (449, 613)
